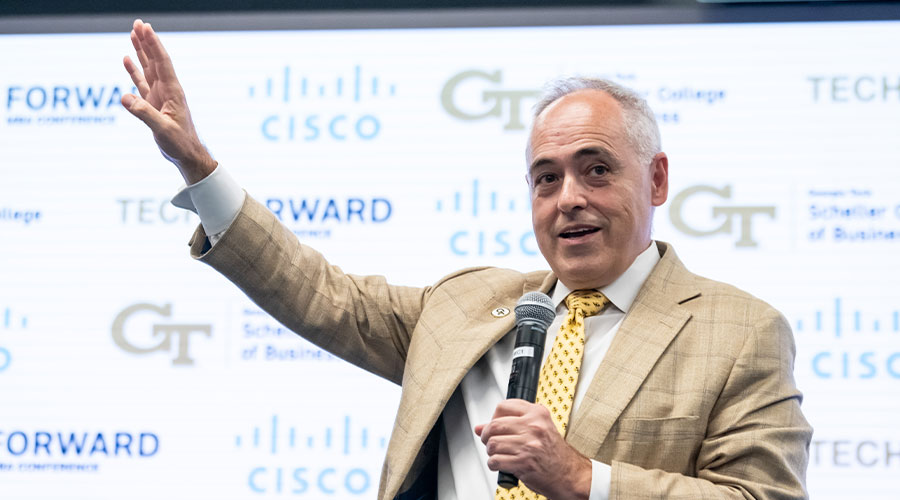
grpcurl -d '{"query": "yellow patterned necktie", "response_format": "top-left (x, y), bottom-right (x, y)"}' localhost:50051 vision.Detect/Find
top-left (496, 289), bottom-right (609, 500)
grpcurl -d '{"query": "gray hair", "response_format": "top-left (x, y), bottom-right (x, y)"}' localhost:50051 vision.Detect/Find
top-left (532, 77), bottom-right (661, 166)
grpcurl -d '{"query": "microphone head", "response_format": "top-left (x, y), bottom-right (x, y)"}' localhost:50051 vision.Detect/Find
top-left (515, 291), bottom-right (555, 328)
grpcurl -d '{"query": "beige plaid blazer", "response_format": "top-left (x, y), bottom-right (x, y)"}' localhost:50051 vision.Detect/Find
top-left (190, 195), bottom-right (811, 500)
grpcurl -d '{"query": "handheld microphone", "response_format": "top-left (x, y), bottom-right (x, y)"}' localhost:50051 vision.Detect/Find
top-left (497, 291), bottom-right (555, 490)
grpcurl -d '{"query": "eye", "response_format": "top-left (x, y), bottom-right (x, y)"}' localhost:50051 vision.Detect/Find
top-left (534, 172), bottom-right (559, 185)
top-left (589, 165), bottom-right (609, 176)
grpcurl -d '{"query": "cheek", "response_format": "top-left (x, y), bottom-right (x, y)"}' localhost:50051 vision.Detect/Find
top-left (531, 200), bottom-right (552, 225)
top-left (531, 206), bottom-right (556, 246)
top-left (606, 186), bottom-right (644, 219)
top-left (618, 201), bottom-right (653, 239)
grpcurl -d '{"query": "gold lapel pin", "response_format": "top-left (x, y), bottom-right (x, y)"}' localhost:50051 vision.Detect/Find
top-left (491, 307), bottom-right (510, 318)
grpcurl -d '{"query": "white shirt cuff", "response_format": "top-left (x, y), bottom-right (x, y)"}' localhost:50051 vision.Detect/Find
top-left (589, 460), bottom-right (611, 500)
top-left (170, 165), bottom-right (245, 238)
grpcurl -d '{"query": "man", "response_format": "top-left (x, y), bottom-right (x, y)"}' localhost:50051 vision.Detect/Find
top-left (121, 19), bottom-right (811, 500)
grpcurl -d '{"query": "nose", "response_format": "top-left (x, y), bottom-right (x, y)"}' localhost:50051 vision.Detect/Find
top-left (557, 175), bottom-right (587, 213)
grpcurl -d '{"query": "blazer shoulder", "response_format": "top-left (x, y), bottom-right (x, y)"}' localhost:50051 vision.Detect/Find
top-left (653, 242), bottom-right (785, 323)
top-left (683, 271), bottom-right (785, 322)
top-left (420, 266), bottom-right (551, 315)
top-left (429, 266), bottom-right (549, 295)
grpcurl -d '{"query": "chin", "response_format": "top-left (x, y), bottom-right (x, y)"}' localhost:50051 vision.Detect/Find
top-left (557, 270), bottom-right (605, 290)
top-left (555, 259), bottom-right (618, 290)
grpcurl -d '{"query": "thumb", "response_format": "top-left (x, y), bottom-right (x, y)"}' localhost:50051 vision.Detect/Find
top-left (121, 93), bottom-right (165, 130)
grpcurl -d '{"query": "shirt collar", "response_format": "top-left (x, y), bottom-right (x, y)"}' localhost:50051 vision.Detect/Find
top-left (550, 241), bottom-right (661, 314)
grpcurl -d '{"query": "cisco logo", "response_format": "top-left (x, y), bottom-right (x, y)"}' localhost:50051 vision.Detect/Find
top-left (236, 415), bottom-right (388, 496)
top-left (0, 307), bottom-right (28, 374)
top-left (248, 65), bottom-right (397, 142)
top-left (794, 297), bottom-right (900, 380)
top-left (435, 179), bottom-right (538, 257)
top-left (2, 307), bottom-right (27, 330)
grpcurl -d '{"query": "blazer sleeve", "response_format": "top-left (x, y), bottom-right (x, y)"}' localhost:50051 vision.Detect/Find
top-left (609, 308), bottom-right (812, 500)
top-left (187, 194), bottom-right (429, 385)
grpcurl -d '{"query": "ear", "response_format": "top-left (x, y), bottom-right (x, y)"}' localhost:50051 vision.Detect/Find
top-left (649, 152), bottom-right (669, 207)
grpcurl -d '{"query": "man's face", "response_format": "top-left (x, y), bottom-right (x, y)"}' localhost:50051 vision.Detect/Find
top-left (528, 90), bottom-right (668, 290)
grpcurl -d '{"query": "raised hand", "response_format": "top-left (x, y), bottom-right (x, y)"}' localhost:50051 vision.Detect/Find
top-left (121, 19), bottom-right (217, 184)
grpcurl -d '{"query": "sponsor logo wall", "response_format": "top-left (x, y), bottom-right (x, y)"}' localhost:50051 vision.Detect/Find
top-left (1, 21), bottom-right (898, 499)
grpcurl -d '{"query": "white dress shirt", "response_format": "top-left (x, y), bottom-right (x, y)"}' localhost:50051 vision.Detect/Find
top-left (437, 243), bottom-right (659, 500)
top-left (171, 166), bottom-right (661, 500)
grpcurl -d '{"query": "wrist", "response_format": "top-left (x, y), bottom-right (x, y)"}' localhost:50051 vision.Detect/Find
top-left (548, 453), bottom-right (593, 500)
top-left (180, 153), bottom-right (217, 185)
top-left (545, 453), bottom-right (592, 500)
top-left (569, 455), bottom-right (593, 500)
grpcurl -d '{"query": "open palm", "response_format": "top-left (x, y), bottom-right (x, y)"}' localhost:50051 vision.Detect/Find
top-left (121, 19), bottom-right (216, 184)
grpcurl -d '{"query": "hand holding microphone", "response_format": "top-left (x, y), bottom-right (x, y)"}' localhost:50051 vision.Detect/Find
top-left (497, 292), bottom-right (555, 489)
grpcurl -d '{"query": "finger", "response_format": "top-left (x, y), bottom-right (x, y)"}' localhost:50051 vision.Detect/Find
top-left (474, 424), bottom-right (484, 437)
top-left (130, 31), bottom-right (151, 74)
top-left (132, 28), bottom-right (158, 86)
top-left (131, 22), bottom-right (157, 88)
top-left (484, 433), bottom-right (528, 457)
top-left (479, 416), bottom-right (526, 445)
top-left (133, 18), bottom-right (147, 42)
top-left (143, 23), bottom-right (178, 83)
top-left (485, 452), bottom-right (520, 472)
top-left (491, 399), bottom-right (533, 419)
top-left (129, 18), bottom-right (144, 48)
top-left (121, 93), bottom-right (166, 131)
top-left (129, 28), bottom-right (142, 58)
top-left (123, 56), bottom-right (151, 99)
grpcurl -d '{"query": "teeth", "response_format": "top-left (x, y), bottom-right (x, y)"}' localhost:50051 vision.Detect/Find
top-left (561, 228), bottom-right (598, 238)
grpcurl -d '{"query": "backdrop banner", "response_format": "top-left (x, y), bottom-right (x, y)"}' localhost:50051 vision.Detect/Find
top-left (1, 20), bottom-right (898, 499)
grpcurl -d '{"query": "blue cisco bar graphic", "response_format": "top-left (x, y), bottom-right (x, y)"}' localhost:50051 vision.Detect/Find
top-left (435, 179), bottom-right (530, 216)
top-left (794, 298), bottom-right (899, 337)
top-left (2, 307), bottom-right (27, 329)
top-left (235, 415), bottom-right (388, 455)
top-left (248, 65), bottom-right (397, 103)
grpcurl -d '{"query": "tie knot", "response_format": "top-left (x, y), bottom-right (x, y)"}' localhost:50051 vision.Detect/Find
top-left (565, 290), bottom-right (609, 318)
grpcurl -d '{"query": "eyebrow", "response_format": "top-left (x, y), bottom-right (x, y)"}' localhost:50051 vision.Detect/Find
top-left (528, 146), bottom-right (616, 174)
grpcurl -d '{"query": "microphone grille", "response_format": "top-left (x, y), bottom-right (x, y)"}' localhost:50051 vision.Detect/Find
top-left (515, 291), bottom-right (555, 327)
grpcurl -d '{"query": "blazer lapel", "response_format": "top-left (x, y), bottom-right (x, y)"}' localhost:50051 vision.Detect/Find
top-left (383, 270), bottom-right (552, 499)
top-left (566, 243), bottom-right (699, 458)
top-left (436, 269), bottom-right (555, 400)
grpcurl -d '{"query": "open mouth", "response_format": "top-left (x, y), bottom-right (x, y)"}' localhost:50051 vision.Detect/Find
top-left (559, 227), bottom-right (600, 239)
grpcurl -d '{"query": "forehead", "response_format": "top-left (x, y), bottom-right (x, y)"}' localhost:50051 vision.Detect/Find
top-left (528, 90), bottom-right (630, 164)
